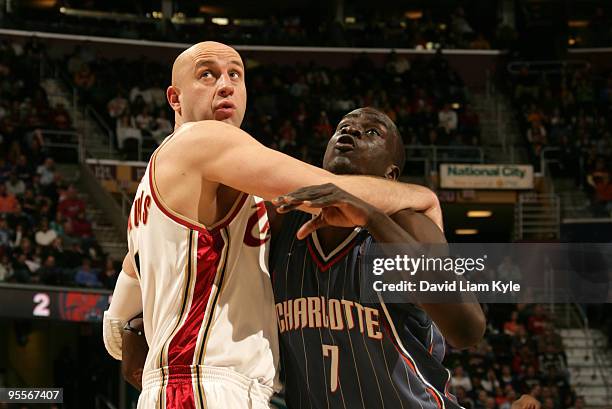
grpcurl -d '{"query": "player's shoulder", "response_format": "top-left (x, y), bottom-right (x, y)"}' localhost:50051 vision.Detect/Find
top-left (155, 121), bottom-right (228, 167)
top-left (180, 120), bottom-right (239, 139)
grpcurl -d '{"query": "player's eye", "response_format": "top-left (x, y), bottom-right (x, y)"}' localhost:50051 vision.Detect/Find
top-left (366, 128), bottom-right (381, 136)
top-left (229, 71), bottom-right (241, 79)
top-left (337, 124), bottom-right (348, 132)
top-left (200, 70), bottom-right (213, 79)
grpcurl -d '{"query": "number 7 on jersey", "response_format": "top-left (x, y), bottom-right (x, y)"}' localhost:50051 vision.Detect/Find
top-left (322, 344), bottom-right (339, 392)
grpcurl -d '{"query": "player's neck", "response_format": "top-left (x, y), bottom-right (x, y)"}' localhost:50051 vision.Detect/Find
top-left (316, 226), bottom-right (354, 255)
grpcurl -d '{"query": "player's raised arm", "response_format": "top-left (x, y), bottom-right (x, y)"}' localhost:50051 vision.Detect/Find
top-left (173, 120), bottom-right (442, 228)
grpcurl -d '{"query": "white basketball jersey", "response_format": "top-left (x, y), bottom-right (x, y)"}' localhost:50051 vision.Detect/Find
top-left (126, 139), bottom-right (279, 392)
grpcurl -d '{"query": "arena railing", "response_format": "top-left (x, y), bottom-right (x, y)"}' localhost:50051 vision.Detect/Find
top-left (404, 145), bottom-right (485, 175)
top-left (574, 303), bottom-right (612, 405)
top-left (507, 60), bottom-right (591, 75)
top-left (35, 129), bottom-right (85, 163)
top-left (85, 105), bottom-right (116, 157)
top-left (0, 28), bottom-right (504, 56)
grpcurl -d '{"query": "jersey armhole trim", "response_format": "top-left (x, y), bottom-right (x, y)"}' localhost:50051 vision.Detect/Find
top-left (149, 148), bottom-right (247, 233)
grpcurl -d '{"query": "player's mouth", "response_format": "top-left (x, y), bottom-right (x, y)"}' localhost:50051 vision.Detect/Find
top-left (213, 100), bottom-right (236, 120)
top-left (334, 134), bottom-right (355, 153)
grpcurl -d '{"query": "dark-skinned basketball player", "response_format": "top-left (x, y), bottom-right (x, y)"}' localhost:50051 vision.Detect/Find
top-left (269, 107), bottom-right (485, 409)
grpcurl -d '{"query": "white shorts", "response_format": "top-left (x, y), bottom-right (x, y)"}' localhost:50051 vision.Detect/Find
top-left (138, 365), bottom-right (273, 409)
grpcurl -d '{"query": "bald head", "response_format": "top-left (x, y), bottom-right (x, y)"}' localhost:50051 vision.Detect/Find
top-left (171, 41), bottom-right (243, 87)
top-left (167, 41), bottom-right (247, 128)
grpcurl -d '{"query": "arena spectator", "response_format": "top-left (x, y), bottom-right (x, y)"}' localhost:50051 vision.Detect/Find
top-left (5, 172), bottom-right (25, 197)
top-left (0, 255), bottom-right (12, 281)
top-left (481, 369), bottom-right (501, 393)
top-left (527, 305), bottom-right (548, 335)
top-left (504, 311), bottom-right (521, 336)
top-left (37, 255), bottom-right (62, 285)
top-left (0, 184), bottom-right (18, 213)
top-left (34, 218), bottom-right (57, 247)
top-left (58, 185), bottom-right (86, 221)
top-left (70, 211), bottom-right (93, 239)
top-left (116, 114), bottom-right (142, 157)
top-left (36, 158), bottom-right (56, 186)
top-left (438, 103), bottom-right (458, 134)
top-left (74, 63), bottom-right (96, 92)
top-left (568, 396), bottom-right (585, 409)
top-left (151, 109), bottom-right (173, 144)
top-left (100, 257), bottom-right (118, 289)
top-left (451, 366), bottom-right (473, 392)
top-left (74, 258), bottom-right (101, 288)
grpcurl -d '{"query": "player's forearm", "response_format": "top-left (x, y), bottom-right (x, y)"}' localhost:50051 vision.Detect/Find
top-left (365, 210), bottom-right (419, 245)
top-left (333, 176), bottom-right (442, 229)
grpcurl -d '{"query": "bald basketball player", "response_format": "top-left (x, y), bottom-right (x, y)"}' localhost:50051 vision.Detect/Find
top-left (103, 42), bottom-right (443, 409)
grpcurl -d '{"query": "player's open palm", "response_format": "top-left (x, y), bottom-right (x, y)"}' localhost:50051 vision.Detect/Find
top-left (274, 183), bottom-right (378, 239)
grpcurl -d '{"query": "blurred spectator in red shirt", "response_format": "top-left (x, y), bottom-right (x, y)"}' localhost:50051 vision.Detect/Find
top-left (0, 184), bottom-right (18, 213)
top-left (71, 211), bottom-right (92, 238)
top-left (58, 185), bottom-right (85, 221)
top-left (528, 305), bottom-right (548, 335)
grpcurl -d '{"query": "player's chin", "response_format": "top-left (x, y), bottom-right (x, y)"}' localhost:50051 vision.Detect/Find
top-left (213, 108), bottom-right (236, 122)
top-left (324, 156), bottom-right (360, 175)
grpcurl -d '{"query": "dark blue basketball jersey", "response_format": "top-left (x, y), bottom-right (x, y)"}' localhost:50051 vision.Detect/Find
top-left (271, 211), bottom-right (461, 409)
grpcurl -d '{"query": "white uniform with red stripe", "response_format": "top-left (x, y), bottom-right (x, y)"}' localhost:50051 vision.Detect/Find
top-left (128, 138), bottom-right (279, 409)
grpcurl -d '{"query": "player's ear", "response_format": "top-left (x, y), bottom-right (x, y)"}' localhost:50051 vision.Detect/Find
top-left (166, 85), bottom-right (181, 114)
top-left (385, 164), bottom-right (400, 181)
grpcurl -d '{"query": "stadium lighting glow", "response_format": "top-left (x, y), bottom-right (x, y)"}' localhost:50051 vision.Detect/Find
top-left (405, 11), bottom-right (423, 20)
top-left (467, 210), bottom-right (492, 218)
top-left (452, 103), bottom-right (460, 109)
top-left (568, 20), bottom-right (589, 28)
top-left (345, 16), bottom-right (356, 24)
top-left (455, 229), bottom-right (478, 235)
top-left (212, 17), bottom-right (229, 26)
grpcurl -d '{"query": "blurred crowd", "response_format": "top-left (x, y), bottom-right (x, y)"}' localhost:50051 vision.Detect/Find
top-left (0, 41), bottom-right (119, 289)
top-left (447, 304), bottom-right (582, 409)
top-left (510, 65), bottom-right (612, 216)
top-left (3, 6), bottom-right (507, 50)
top-left (63, 46), bottom-right (480, 167)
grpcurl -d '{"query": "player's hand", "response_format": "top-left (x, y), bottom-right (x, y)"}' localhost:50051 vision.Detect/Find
top-left (511, 395), bottom-right (541, 409)
top-left (273, 183), bottom-right (379, 239)
top-left (122, 316), bottom-right (148, 391)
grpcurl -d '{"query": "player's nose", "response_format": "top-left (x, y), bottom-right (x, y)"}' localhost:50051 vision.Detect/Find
top-left (217, 74), bottom-right (235, 98)
top-left (345, 124), bottom-right (362, 138)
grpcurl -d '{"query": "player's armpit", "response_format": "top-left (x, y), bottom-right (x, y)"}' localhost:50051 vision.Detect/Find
top-left (122, 253), bottom-right (138, 278)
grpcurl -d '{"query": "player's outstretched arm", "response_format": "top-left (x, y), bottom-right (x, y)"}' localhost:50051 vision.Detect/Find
top-left (173, 121), bottom-right (442, 228)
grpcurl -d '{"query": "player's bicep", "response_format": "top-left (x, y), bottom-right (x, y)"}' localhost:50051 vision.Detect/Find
top-left (186, 120), bottom-right (335, 200)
